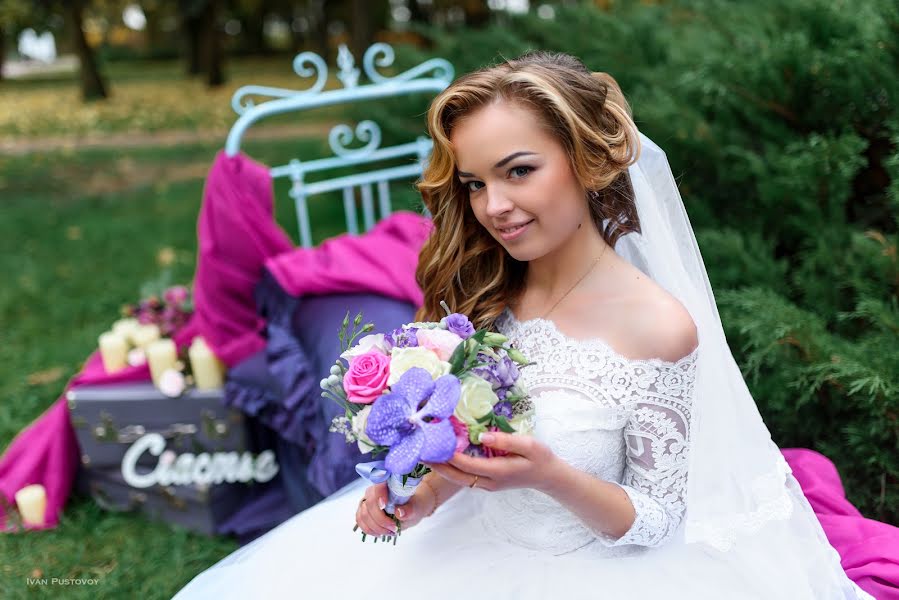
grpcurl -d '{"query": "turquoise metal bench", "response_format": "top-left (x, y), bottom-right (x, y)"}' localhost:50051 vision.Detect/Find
top-left (225, 43), bottom-right (453, 248)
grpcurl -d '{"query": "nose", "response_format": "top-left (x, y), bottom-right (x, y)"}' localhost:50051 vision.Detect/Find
top-left (484, 186), bottom-right (514, 218)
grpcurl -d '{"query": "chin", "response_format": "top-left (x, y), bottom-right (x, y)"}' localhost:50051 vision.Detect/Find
top-left (501, 243), bottom-right (546, 263)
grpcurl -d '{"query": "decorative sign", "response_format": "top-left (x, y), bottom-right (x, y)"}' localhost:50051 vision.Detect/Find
top-left (121, 433), bottom-right (279, 488)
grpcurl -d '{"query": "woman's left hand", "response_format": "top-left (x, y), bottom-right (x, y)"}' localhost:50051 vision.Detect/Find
top-left (428, 431), bottom-right (563, 494)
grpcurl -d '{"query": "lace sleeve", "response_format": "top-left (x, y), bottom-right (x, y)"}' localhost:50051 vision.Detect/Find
top-left (592, 351), bottom-right (697, 548)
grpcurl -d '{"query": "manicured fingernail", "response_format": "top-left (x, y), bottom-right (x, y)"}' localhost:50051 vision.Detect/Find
top-left (396, 507), bottom-right (405, 518)
top-left (479, 432), bottom-right (495, 443)
top-left (378, 498), bottom-right (386, 510)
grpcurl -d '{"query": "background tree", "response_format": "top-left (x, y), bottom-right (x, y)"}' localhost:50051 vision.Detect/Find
top-left (0, 0), bottom-right (31, 82)
top-left (65, 0), bottom-right (108, 100)
top-left (179, 0), bottom-right (225, 87)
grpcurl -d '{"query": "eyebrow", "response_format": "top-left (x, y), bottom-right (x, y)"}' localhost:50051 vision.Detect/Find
top-left (457, 151), bottom-right (537, 178)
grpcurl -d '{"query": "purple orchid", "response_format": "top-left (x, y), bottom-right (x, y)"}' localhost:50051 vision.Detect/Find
top-left (471, 349), bottom-right (520, 391)
top-left (442, 313), bottom-right (476, 339)
top-left (493, 401), bottom-right (513, 419)
top-left (384, 327), bottom-right (419, 351)
top-left (365, 367), bottom-right (461, 475)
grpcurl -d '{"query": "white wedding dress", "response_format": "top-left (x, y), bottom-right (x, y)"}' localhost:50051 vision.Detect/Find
top-left (174, 308), bottom-right (872, 600)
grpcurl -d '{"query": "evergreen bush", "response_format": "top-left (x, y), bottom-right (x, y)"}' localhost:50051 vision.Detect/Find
top-left (374, 0), bottom-right (899, 521)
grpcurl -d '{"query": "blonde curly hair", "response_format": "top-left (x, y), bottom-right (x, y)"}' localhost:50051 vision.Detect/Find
top-left (414, 50), bottom-right (642, 330)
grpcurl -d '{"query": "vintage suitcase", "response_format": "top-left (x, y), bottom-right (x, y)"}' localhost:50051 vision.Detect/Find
top-left (66, 382), bottom-right (279, 535)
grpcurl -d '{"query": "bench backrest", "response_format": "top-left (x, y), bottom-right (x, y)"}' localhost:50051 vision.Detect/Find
top-left (225, 43), bottom-right (453, 247)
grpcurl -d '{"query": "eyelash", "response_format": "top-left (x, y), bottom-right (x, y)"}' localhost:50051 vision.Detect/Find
top-left (464, 165), bottom-right (533, 193)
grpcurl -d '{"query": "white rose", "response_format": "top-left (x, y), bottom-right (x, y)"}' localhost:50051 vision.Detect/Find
top-left (510, 413), bottom-right (535, 436)
top-left (340, 334), bottom-right (389, 362)
top-left (454, 376), bottom-right (498, 426)
top-left (387, 347), bottom-right (452, 386)
top-left (351, 406), bottom-right (376, 454)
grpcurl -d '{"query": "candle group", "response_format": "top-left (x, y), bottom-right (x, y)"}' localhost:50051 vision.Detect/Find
top-left (98, 321), bottom-right (162, 375)
top-left (146, 338), bottom-right (178, 386)
top-left (131, 324), bottom-right (161, 349)
top-left (112, 318), bottom-right (140, 342)
top-left (96, 319), bottom-right (227, 394)
top-left (98, 331), bottom-right (128, 374)
top-left (15, 484), bottom-right (47, 527)
top-left (189, 337), bottom-right (226, 389)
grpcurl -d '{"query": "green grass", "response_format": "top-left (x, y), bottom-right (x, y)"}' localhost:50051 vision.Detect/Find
top-left (0, 127), bottom-right (424, 597)
top-left (0, 55), bottom-right (352, 139)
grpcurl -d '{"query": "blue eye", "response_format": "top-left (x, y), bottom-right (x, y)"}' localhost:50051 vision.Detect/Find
top-left (462, 166), bottom-right (532, 193)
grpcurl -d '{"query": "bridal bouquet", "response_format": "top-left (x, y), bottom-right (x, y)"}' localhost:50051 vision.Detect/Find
top-left (322, 302), bottom-right (534, 543)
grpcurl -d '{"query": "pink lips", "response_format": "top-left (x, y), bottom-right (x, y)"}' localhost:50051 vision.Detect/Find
top-left (497, 219), bottom-right (534, 241)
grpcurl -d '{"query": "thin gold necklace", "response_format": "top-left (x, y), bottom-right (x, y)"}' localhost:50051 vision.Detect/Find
top-left (539, 243), bottom-right (609, 320)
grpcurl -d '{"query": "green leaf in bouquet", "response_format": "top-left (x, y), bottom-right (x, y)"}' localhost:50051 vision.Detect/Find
top-left (476, 413), bottom-right (493, 424)
top-left (449, 341), bottom-right (467, 374)
top-left (493, 414), bottom-right (516, 434)
top-left (465, 339), bottom-right (481, 365)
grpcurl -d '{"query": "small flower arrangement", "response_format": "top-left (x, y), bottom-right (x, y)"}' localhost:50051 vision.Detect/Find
top-left (322, 302), bottom-right (534, 544)
top-left (101, 281), bottom-right (197, 396)
top-left (121, 284), bottom-right (193, 338)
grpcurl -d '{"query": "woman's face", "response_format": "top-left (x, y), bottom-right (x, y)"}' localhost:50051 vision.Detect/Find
top-left (450, 100), bottom-right (589, 262)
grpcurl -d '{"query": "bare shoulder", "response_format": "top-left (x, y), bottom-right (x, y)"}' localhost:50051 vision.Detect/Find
top-left (633, 292), bottom-right (699, 363)
top-left (598, 269), bottom-right (699, 363)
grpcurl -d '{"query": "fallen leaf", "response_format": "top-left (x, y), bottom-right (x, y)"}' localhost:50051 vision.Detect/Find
top-left (27, 366), bottom-right (65, 386)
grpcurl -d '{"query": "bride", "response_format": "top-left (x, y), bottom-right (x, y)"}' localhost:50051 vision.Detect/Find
top-left (174, 51), bottom-right (872, 599)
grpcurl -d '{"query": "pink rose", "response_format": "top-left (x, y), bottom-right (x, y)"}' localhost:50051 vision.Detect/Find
top-left (343, 351), bottom-right (391, 404)
top-left (450, 415), bottom-right (470, 454)
top-left (416, 328), bottom-right (463, 362)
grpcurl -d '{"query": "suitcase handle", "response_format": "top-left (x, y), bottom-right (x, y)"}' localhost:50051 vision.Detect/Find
top-left (90, 481), bottom-right (146, 513)
top-left (109, 423), bottom-right (199, 444)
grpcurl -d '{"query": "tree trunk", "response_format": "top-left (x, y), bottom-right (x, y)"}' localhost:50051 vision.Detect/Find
top-left (350, 0), bottom-right (371, 62)
top-left (242, 5), bottom-right (267, 55)
top-left (281, 6), bottom-right (306, 54)
top-left (462, 0), bottom-right (492, 27)
top-left (0, 29), bottom-right (5, 82)
top-left (409, 0), bottom-right (432, 24)
top-left (312, 0), bottom-right (333, 61)
top-left (68, 0), bottom-right (108, 101)
top-left (203, 0), bottom-right (225, 87)
top-left (183, 12), bottom-right (204, 75)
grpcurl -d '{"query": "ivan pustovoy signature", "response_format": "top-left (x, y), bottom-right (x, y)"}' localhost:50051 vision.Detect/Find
top-left (26, 577), bottom-right (100, 586)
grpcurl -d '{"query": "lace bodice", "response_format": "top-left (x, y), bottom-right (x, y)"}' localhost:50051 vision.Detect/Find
top-left (479, 308), bottom-right (699, 556)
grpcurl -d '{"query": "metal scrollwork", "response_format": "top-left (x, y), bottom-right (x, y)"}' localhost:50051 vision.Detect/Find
top-left (230, 50), bottom-right (329, 115)
top-left (336, 44), bottom-right (361, 89)
top-left (363, 43), bottom-right (454, 85)
top-left (328, 120), bottom-right (382, 157)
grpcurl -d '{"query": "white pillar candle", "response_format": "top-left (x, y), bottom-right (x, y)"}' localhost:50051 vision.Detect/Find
top-left (189, 337), bottom-right (226, 390)
top-left (15, 484), bottom-right (47, 527)
top-left (131, 324), bottom-right (161, 349)
top-left (112, 318), bottom-right (140, 344)
top-left (146, 338), bottom-right (178, 387)
top-left (98, 331), bottom-right (128, 374)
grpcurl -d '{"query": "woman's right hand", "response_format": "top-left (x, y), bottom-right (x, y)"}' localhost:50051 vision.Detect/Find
top-left (354, 480), bottom-right (437, 536)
